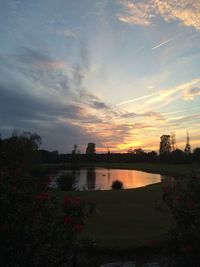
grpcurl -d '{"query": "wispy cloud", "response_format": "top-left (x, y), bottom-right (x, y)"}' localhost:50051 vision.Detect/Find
top-left (183, 86), bottom-right (200, 100)
top-left (15, 47), bottom-right (66, 70)
top-left (62, 30), bottom-right (78, 38)
top-left (118, 0), bottom-right (200, 31)
top-left (147, 78), bottom-right (200, 104)
top-left (120, 110), bottom-right (165, 121)
top-left (154, 0), bottom-right (200, 31)
top-left (117, 0), bottom-right (153, 26)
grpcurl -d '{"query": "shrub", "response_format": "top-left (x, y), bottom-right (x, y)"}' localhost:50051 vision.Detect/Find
top-left (162, 174), bottom-right (200, 266)
top-left (56, 173), bottom-right (77, 191)
top-left (0, 132), bottom-right (94, 266)
top-left (111, 180), bottom-right (124, 190)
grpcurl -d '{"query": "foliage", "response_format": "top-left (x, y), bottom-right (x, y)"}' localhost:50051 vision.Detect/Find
top-left (111, 180), bottom-right (124, 190)
top-left (159, 135), bottom-right (171, 155)
top-left (56, 173), bottom-right (77, 191)
top-left (162, 175), bottom-right (200, 266)
top-left (72, 144), bottom-right (80, 155)
top-left (0, 132), bottom-right (93, 266)
top-left (86, 143), bottom-right (96, 154)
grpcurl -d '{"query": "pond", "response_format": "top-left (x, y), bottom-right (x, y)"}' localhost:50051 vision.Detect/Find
top-left (51, 167), bottom-right (171, 191)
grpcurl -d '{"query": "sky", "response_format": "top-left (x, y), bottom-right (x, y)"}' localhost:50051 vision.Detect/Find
top-left (0, 0), bottom-right (200, 153)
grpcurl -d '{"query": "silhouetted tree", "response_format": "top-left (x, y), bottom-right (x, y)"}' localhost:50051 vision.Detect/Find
top-left (193, 147), bottom-right (200, 163)
top-left (134, 148), bottom-right (144, 155)
top-left (159, 135), bottom-right (171, 155)
top-left (171, 149), bottom-right (185, 163)
top-left (86, 143), bottom-right (96, 154)
top-left (72, 144), bottom-right (80, 154)
top-left (147, 151), bottom-right (158, 162)
top-left (127, 147), bottom-right (133, 154)
top-left (2, 131), bottom-right (41, 173)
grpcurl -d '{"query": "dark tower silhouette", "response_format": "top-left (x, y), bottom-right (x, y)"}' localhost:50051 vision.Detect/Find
top-left (184, 131), bottom-right (191, 155)
top-left (171, 132), bottom-right (176, 152)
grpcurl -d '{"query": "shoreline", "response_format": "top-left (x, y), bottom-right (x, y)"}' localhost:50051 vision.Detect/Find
top-left (44, 162), bottom-right (200, 177)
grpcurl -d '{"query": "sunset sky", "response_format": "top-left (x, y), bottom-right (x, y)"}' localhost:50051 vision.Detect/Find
top-left (0, 0), bottom-right (200, 153)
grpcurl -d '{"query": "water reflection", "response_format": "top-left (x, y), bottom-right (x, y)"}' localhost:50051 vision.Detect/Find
top-left (86, 168), bottom-right (96, 190)
top-left (94, 168), bottom-right (161, 190)
top-left (55, 168), bottom-right (164, 191)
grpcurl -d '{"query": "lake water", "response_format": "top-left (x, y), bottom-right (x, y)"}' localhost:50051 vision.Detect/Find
top-left (52, 167), bottom-right (167, 191)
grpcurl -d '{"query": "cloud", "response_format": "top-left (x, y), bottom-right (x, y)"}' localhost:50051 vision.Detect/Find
top-left (92, 100), bottom-right (110, 110)
top-left (15, 47), bottom-right (66, 69)
top-left (183, 86), bottom-right (200, 100)
top-left (5, 46), bottom-right (72, 99)
top-left (120, 111), bottom-right (165, 120)
top-left (168, 114), bottom-right (200, 124)
top-left (0, 78), bottom-right (105, 152)
top-left (1, 46), bottom-right (145, 152)
top-left (117, 0), bottom-right (153, 26)
top-left (62, 30), bottom-right (78, 39)
top-left (0, 47), bottom-right (109, 152)
top-left (154, 0), bottom-right (200, 31)
top-left (118, 0), bottom-right (200, 31)
top-left (147, 78), bottom-right (200, 105)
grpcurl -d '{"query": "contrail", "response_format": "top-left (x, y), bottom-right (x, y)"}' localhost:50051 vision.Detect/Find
top-left (116, 92), bottom-right (158, 106)
top-left (152, 33), bottom-right (182, 50)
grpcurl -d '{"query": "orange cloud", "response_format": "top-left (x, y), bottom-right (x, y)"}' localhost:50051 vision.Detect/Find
top-left (118, 0), bottom-right (200, 31)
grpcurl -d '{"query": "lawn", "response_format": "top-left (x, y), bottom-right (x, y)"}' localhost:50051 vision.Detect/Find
top-left (55, 183), bottom-right (174, 250)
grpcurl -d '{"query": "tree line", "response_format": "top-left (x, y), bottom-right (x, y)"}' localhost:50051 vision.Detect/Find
top-left (1, 133), bottom-right (200, 165)
top-left (39, 146), bottom-right (200, 165)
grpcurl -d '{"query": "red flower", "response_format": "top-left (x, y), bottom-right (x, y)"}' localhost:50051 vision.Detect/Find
top-left (45, 175), bottom-right (53, 186)
top-left (186, 199), bottom-right (196, 209)
top-left (12, 186), bottom-right (17, 193)
top-left (175, 196), bottom-right (182, 205)
top-left (35, 192), bottom-right (50, 201)
top-left (3, 223), bottom-right (10, 231)
top-left (14, 169), bottom-right (21, 177)
top-left (64, 216), bottom-right (73, 225)
top-left (183, 245), bottom-right (192, 252)
top-left (148, 239), bottom-right (157, 248)
top-left (64, 196), bottom-right (72, 205)
top-left (74, 224), bottom-right (84, 234)
top-left (163, 185), bottom-right (170, 194)
top-left (74, 196), bottom-right (81, 205)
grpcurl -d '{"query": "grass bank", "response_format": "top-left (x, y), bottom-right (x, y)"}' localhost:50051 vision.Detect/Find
top-left (47, 162), bottom-right (200, 177)
top-left (88, 162), bottom-right (200, 177)
top-left (55, 183), bottom-right (173, 250)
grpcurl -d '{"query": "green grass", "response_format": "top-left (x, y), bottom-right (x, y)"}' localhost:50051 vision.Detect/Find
top-left (53, 163), bottom-right (200, 250)
top-left (55, 183), bottom-right (174, 250)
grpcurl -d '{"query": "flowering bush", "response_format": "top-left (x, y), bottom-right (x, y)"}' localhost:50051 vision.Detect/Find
top-left (162, 174), bottom-right (200, 266)
top-left (0, 133), bottom-right (94, 266)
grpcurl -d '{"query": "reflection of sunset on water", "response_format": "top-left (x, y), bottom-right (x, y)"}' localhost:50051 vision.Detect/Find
top-left (95, 169), bottom-right (161, 190)
top-left (75, 168), bottom-right (161, 190)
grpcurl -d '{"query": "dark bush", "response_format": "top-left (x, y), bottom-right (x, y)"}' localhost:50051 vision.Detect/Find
top-left (0, 132), bottom-right (93, 266)
top-left (111, 180), bottom-right (124, 190)
top-left (56, 173), bottom-right (77, 191)
top-left (162, 174), bottom-right (200, 266)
